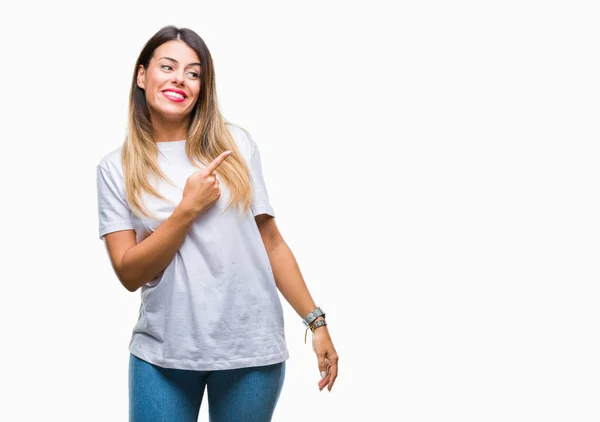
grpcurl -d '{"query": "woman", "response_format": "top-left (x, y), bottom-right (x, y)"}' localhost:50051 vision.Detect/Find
top-left (96, 25), bottom-right (339, 421)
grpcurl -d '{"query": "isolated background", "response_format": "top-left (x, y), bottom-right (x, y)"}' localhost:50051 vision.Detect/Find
top-left (0, 0), bottom-right (598, 421)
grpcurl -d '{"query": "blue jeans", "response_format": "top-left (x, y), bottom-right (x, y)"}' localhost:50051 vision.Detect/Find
top-left (129, 353), bottom-right (286, 422)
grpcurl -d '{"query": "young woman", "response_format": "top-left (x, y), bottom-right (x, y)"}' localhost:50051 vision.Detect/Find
top-left (96, 25), bottom-right (339, 421)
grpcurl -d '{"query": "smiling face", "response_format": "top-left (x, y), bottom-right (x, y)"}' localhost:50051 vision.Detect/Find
top-left (137, 40), bottom-right (202, 123)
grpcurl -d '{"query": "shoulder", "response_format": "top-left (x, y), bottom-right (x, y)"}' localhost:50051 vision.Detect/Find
top-left (226, 122), bottom-right (258, 157)
top-left (97, 143), bottom-right (125, 179)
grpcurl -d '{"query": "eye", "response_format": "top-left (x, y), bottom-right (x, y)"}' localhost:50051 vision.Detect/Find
top-left (187, 72), bottom-right (200, 79)
top-left (161, 65), bottom-right (173, 71)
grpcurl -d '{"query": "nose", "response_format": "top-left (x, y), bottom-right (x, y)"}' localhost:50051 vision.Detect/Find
top-left (171, 70), bottom-right (185, 86)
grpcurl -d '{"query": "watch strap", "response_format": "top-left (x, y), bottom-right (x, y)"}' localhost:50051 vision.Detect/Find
top-left (303, 306), bottom-right (325, 327)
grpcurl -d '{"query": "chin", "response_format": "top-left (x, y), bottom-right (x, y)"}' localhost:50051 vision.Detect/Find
top-left (152, 105), bottom-right (187, 118)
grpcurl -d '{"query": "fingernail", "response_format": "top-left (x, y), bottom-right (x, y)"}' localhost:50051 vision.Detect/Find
top-left (320, 371), bottom-right (326, 379)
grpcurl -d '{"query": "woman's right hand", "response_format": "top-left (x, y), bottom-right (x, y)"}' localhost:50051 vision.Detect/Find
top-left (180, 150), bottom-right (233, 216)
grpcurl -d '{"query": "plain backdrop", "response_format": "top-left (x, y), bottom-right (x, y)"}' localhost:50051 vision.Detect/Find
top-left (0, 1), bottom-right (598, 421)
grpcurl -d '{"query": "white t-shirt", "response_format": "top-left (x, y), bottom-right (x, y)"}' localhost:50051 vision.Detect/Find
top-left (96, 123), bottom-right (289, 370)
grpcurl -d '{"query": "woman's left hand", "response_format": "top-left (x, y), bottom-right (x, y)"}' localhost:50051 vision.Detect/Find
top-left (312, 325), bottom-right (339, 392)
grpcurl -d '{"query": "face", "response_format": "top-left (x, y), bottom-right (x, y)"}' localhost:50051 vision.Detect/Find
top-left (137, 40), bottom-right (202, 122)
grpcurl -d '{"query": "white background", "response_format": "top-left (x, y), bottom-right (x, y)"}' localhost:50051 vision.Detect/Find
top-left (0, 1), bottom-right (598, 421)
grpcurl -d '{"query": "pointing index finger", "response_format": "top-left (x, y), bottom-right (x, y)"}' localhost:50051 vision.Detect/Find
top-left (203, 150), bottom-right (232, 175)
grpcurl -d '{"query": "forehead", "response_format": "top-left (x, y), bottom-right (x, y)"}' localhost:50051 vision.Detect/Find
top-left (152, 40), bottom-right (200, 65)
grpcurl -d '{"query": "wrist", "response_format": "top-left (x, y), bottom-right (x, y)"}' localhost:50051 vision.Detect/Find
top-left (302, 306), bottom-right (327, 343)
top-left (304, 317), bottom-right (327, 343)
top-left (176, 201), bottom-right (201, 222)
top-left (312, 321), bottom-right (327, 332)
top-left (302, 306), bottom-right (325, 327)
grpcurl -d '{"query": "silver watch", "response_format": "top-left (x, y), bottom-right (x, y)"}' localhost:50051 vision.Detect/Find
top-left (303, 306), bottom-right (326, 327)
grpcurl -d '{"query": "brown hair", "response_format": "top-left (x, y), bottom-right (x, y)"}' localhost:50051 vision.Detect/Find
top-left (122, 25), bottom-right (252, 219)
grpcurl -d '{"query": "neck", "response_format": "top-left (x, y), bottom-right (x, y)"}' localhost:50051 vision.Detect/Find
top-left (149, 110), bottom-right (188, 142)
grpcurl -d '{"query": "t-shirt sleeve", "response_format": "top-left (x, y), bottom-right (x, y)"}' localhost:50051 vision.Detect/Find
top-left (248, 136), bottom-right (276, 218)
top-left (96, 164), bottom-right (135, 240)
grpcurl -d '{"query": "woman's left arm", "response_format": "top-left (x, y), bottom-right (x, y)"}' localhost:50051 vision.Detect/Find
top-left (255, 214), bottom-right (339, 392)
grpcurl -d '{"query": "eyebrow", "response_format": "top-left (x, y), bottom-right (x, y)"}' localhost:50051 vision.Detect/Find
top-left (159, 56), bottom-right (201, 67)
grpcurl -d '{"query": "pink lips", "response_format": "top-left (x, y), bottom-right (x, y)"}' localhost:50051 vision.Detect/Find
top-left (162, 90), bottom-right (187, 103)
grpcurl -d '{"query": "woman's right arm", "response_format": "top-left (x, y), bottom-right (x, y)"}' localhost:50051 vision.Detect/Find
top-left (104, 203), bottom-right (197, 292)
top-left (101, 150), bottom-right (232, 292)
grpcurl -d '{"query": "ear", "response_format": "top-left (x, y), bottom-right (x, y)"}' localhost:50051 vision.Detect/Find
top-left (137, 65), bottom-right (145, 90)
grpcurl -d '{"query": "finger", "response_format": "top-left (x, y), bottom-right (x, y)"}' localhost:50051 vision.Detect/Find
top-left (203, 150), bottom-right (232, 175)
top-left (318, 358), bottom-right (331, 390)
top-left (317, 354), bottom-right (327, 390)
top-left (327, 358), bottom-right (338, 392)
top-left (318, 369), bottom-right (331, 387)
top-left (319, 373), bottom-right (331, 391)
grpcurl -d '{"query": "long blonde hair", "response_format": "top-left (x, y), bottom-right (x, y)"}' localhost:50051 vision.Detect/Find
top-left (122, 25), bottom-right (252, 220)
